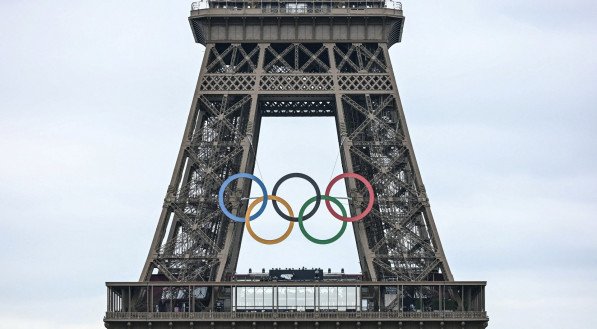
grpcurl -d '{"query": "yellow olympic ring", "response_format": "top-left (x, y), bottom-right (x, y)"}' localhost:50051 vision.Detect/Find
top-left (245, 195), bottom-right (294, 245)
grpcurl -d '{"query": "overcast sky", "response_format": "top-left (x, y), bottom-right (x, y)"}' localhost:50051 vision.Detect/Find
top-left (0, 0), bottom-right (596, 328)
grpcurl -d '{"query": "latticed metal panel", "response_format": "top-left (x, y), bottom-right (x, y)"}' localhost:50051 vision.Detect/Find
top-left (260, 74), bottom-right (334, 91)
top-left (338, 75), bottom-right (394, 91)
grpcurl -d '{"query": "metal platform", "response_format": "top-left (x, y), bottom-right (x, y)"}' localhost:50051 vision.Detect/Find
top-left (189, 0), bottom-right (404, 45)
top-left (105, 281), bottom-right (487, 329)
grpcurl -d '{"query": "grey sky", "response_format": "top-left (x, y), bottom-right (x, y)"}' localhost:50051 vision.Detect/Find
top-left (0, 0), bottom-right (595, 328)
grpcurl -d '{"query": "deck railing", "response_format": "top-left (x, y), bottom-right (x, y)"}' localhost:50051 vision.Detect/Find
top-left (191, 0), bottom-right (402, 12)
top-left (106, 310), bottom-right (487, 321)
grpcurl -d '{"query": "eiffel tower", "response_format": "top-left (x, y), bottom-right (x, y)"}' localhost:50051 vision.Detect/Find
top-left (104, 1), bottom-right (488, 328)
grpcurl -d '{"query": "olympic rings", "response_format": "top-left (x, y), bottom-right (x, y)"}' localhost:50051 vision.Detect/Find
top-left (272, 173), bottom-right (321, 222)
top-left (324, 173), bottom-right (375, 222)
top-left (217, 172), bottom-right (375, 244)
top-left (245, 195), bottom-right (294, 245)
top-left (218, 173), bottom-right (268, 222)
top-left (298, 195), bottom-right (347, 245)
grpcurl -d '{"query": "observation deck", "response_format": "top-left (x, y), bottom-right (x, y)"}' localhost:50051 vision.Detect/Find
top-left (105, 280), bottom-right (488, 329)
top-left (189, 0), bottom-right (405, 46)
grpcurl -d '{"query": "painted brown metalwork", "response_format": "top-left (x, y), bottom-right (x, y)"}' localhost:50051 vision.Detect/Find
top-left (105, 1), bottom-right (488, 328)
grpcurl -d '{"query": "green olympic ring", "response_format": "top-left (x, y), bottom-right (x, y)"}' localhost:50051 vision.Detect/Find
top-left (297, 195), bottom-right (348, 245)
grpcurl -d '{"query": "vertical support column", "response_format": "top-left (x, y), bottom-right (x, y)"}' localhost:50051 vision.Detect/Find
top-left (419, 285), bottom-right (423, 312)
top-left (327, 42), bottom-right (378, 281)
top-left (139, 44), bottom-right (214, 281)
top-left (210, 286), bottom-right (215, 311)
top-left (400, 285), bottom-right (404, 313)
top-left (482, 286), bottom-right (486, 312)
top-left (355, 286), bottom-right (359, 312)
top-left (276, 285), bottom-right (279, 312)
top-left (381, 44), bottom-right (454, 281)
top-left (150, 285), bottom-right (154, 313)
top-left (231, 286), bottom-right (235, 312)
top-left (460, 285), bottom-right (464, 311)
top-left (439, 284), bottom-right (443, 312)
top-left (315, 286), bottom-right (319, 312)
top-left (215, 42), bottom-right (268, 281)
top-left (191, 285), bottom-right (195, 312)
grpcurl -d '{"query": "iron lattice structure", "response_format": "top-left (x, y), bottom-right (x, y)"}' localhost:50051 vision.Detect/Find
top-left (139, 0), bottom-right (454, 284)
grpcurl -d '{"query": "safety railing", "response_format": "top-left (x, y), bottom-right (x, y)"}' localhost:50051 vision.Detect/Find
top-left (262, 6), bottom-right (333, 14)
top-left (106, 311), bottom-right (487, 321)
top-left (191, 0), bottom-right (402, 12)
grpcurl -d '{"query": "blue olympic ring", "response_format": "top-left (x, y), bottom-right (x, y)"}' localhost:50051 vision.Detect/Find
top-left (218, 173), bottom-right (268, 222)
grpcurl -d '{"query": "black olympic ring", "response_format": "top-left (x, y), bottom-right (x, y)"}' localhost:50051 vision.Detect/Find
top-left (271, 173), bottom-right (321, 222)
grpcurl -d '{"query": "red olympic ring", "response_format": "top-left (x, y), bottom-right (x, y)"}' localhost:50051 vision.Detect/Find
top-left (324, 173), bottom-right (374, 222)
